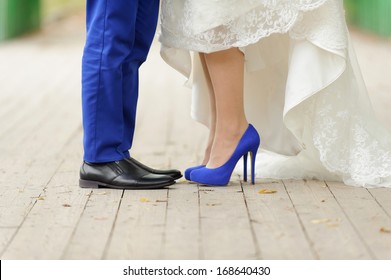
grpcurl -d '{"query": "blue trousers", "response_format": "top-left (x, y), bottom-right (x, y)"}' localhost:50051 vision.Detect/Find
top-left (82, 0), bottom-right (160, 162)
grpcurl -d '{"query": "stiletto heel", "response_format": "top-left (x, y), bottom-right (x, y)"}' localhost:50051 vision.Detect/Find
top-left (243, 153), bottom-right (248, 182)
top-left (191, 124), bottom-right (260, 186)
top-left (250, 148), bottom-right (257, 184)
top-left (184, 165), bottom-right (205, 181)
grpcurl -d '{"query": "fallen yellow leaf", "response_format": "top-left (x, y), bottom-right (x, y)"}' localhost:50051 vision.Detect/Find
top-left (177, 179), bottom-right (187, 183)
top-left (311, 218), bottom-right (331, 224)
top-left (258, 189), bottom-right (277, 194)
top-left (380, 227), bottom-right (391, 233)
top-left (327, 223), bottom-right (340, 228)
top-left (37, 197), bottom-right (45, 200)
top-left (96, 191), bottom-right (107, 195)
top-left (140, 197), bottom-right (150, 203)
top-left (311, 218), bottom-right (341, 227)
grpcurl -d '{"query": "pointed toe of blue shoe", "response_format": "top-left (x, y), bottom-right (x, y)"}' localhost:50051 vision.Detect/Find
top-left (184, 165), bottom-right (206, 181)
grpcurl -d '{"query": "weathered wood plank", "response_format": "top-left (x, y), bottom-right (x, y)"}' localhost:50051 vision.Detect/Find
top-left (243, 179), bottom-right (315, 259)
top-left (0, 40), bottom-right (83, 257)
top-left (0, 76), bottom-right (73, 140)
top-left (199, 181), bottom-right (257, 259)
top-left (0, 124), bottom-right (82, 257)
top-left (0, 228), bottom-right (17, 253)
top-left (104, 189), bottom-right (169, 259)
top-left (136, 48), bottom-right (204, 260)
top-left (162, 183), bottom-right (200, 259)
top-left (0, 24), bottom-right (81, 210)
top-left (367, 188), bottom-right (391, 218)
top-left (62, 188), bottom-right (123, 259)
top-left (0, 37), bottom-right (80, 138)
top-left (327, 181), bottom-right (391, 259)
top-left (1, 133), bottom-right (89, 259)
top-left (284, 179), bottom-right (371, 259)
top-left (0, 106), bottom-right (81, 230)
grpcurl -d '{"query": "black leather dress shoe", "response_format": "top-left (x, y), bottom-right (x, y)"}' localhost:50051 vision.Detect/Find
top-left (79, 159), bottom-right (175, 189)
top-left (125, 157), bottom-right (182, 180)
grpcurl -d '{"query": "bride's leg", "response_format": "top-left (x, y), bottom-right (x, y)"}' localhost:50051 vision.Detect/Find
top-left (203, 48), bottom-right (248, 168)
top-left (199, 53), bottom-right (216, 165)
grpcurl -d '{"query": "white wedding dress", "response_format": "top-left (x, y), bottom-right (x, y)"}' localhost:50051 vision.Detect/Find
top-left (159, 0), bottom-right (391, 187)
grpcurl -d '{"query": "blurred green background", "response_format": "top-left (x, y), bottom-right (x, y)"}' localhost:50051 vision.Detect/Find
top-left (0, 0), bottom-right (390, 42)
top-left (345, 0), bottom-right (391, 37)
top-left (0, 0), bottom-right (85, 41)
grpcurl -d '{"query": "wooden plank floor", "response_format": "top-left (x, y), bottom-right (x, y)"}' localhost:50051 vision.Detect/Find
top-left (1, 14), bottom-right (391, 260)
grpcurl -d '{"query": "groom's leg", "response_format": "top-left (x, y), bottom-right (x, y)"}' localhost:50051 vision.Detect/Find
top-left (82, 0), bottom-right (138, 162)
top-left (80, 0), bottom-right (181, 189)
top-left (119, 0), bottom-right (160, 155)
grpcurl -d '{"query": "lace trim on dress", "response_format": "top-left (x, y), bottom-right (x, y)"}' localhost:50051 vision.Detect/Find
top-left (160, 0), bottom-right (347, 53)
top-left (310, 64), bottom-right (391, 187)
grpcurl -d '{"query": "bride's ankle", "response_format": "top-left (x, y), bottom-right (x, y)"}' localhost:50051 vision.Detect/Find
top-left (216, 121), bottom-right (248, 140)
top-left (201, 147), bottom-right (212, 165)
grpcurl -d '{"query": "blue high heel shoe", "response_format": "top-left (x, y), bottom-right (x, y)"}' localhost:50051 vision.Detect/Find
top-left (190, 124), bottom-right (260, 186)
top-left (184, 165), bottom-right (205, 181)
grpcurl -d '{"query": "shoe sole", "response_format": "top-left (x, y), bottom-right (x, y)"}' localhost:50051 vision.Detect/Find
top-left (171, 174), bottom-right (183, 180)
top-left (79, 179), bottom-right (175, 190)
